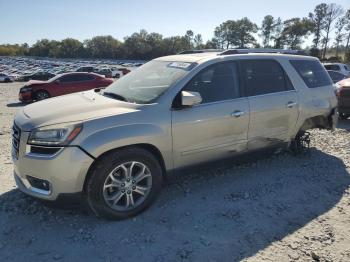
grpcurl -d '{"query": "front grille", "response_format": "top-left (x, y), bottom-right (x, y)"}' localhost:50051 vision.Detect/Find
top-left (12, 123), bottom-right (21, 159)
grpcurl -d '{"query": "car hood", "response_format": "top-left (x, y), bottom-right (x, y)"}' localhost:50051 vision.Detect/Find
top-left (26, 80), bottom-right (47, 86)
top-left (16, 91), bottom-right (139, 131)
top-left (338, 78), bottom-right (350, 87)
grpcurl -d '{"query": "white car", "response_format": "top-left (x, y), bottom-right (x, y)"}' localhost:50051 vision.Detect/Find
top-left (323, 63), bottom-right (350, 77)
top-left (0, 73), bottom-right (14, 82)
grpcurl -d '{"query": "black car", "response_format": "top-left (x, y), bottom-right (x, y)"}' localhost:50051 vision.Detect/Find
top-left (327, 70), bottom-right (347, 83)
top-left (22, 71), bottom-right (56, 81)
top-left (76, 66), bottom-right (95, 73)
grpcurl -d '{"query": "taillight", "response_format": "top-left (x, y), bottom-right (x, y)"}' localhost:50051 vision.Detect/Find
top-left (335, 87), bottom-right (342, 98)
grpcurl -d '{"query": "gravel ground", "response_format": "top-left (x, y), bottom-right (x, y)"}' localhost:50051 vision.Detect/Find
top-left (0, 82), bottom-right (350, 262)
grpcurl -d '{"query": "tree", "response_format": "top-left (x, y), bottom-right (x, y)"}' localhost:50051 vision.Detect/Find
top-left (271, 17), bottom-right (284, 48)
top-left (235, 17), bottom-right (258, 48)
top-left (309, 3), bottom-right (328, 48)
top-left (85, 35), bottom-right (122, 59)
top-left (260, 15), bottom-right (275, 47)
top-left (214, 21), bottom-right (235, 49)
top-left (344, 9), bottom-right (350, 51)
top-left (281, 18), bottom-right (313, 49)
top-left (193, 34), bottom-right (204, 49)
top-left (321, 3), bottom-right (344, 58)
top-left (214, 18), bottom-right (257, 49)
top-left (334, 17), bottom-right (347, 56)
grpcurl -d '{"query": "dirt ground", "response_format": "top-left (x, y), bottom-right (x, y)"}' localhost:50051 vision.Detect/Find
top-left (0, 82), bottom-right (350, 262)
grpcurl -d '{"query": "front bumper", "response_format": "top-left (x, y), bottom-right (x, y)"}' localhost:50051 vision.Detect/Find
top-left (19, 91), bottom-right (33, 102)
top-left (12, 130), bottom-right (94, 201)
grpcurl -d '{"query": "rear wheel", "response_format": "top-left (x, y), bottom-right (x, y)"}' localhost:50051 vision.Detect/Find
top-left (339, 113), bottom-right (349, 120)
top-left (4, 78), bottom-right (11, 83)
top-left (86, 147), bottom-right (163, 220)
top-left (34, 90), bottom-right (50, 101)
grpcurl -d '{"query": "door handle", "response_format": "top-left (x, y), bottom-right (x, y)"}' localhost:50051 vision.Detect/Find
top-left (231, 110), bottom-right (245, 117)
top-left (286, 101), bottom-right (297, 108)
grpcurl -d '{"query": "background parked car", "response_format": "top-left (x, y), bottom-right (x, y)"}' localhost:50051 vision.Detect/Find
top-left (21, 71), bottom-right (56, 81)
top-left (19, 72), bottom-right (114, 102)
top-left (95, 68), bottom-right (113, 78)
top-left (327, 70), bottom-right (348, 83)
top-left (76, 66), bottom-right (95, 73)
top-left (0, 73), bottom-right (14, 82)
top-left (323, 63), bottom-right (350, 76)
top-left (336, 78), bottom-right (350, 119)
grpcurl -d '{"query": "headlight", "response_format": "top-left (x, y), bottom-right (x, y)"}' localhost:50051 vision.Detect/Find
top-left (20, 87), bottom-right (32, 93)
top-left (28, 124), bottom-right (82, 146)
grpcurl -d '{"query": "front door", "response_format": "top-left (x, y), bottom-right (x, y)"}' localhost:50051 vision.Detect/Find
top-left (171, 61), bottom-right (250, 168)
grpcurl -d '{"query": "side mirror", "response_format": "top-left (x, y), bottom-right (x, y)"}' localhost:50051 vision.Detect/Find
top-left (181, 91), bottom-right (202, 107)
top-left (54, 79), bottom-right (60, 84)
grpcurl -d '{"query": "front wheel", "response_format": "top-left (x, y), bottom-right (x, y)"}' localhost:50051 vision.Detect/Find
top-left (86, 147), bottom-right (163, 219)
top-left (34, 90), bottom-right (50, 101)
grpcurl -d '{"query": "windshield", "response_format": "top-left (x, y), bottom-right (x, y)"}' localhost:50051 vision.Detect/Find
top-left (103, 60), bottom-right (195, 104)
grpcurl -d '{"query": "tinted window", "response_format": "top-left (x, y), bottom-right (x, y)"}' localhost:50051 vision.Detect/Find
top-left (324, 64), bottom-right (340, 71)
top-left (77, 74), bottom-right (95, 81)
top-left (291, 60), bottom-right (332, 88)
top-left (240, 60), bottom-right (290, 96)
top-left (183, 62), bottom-right (240, 103)
top-left (328, 71), bottom-right (346, 83)
top-left (60, 75), bottom-right (80, 83)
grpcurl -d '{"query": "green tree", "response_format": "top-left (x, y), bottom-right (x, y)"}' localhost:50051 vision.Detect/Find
top-left (334, 17), bottom-right (347, 56)
top-left (271, 17), bottom-right (284, 48)
top-left (281, 18), bottom-right (314, 49)
top-left (309, 3), bottom-right (328, 48)
top-left (260, 15), bottom-right (275, 47)
top-left (322, 3), bottom-right (344, 58)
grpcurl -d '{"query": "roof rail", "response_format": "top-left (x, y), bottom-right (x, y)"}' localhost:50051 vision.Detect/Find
top-left (218, 48), bottom-right (307, 56)
top-left (178, 49), bottom-right (223, 55)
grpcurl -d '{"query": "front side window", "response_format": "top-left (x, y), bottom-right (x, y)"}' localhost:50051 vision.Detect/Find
top-left (240, 60), bottom-right (290, 96)
top-left (183, 62), bottom-right (240, 103)
top-left (291, 60), bottom-right (332, 88)
top-left (59, 74), bottom-right (80, 83)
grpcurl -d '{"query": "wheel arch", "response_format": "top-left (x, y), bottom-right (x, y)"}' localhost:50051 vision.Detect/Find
top-left (82, 143), bottom-right (167, 193)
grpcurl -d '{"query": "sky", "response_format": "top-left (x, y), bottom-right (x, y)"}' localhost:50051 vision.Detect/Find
top-left (0, 0), bottom-right (349, 46)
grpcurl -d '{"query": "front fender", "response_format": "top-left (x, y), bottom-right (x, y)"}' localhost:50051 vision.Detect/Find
top-left (79, 123), bottom-right (173, 170)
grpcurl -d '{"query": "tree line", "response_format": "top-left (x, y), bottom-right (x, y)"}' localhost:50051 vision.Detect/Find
top-left (0, 2), bottom-right (349, 62)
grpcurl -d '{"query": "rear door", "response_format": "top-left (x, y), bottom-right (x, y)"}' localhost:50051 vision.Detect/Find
top-left (55, 74), bottom-right (95, 96)
top-left (171, 61), bottom-right (249, 168)
top-left (240, 59), bottom-right (299, 150)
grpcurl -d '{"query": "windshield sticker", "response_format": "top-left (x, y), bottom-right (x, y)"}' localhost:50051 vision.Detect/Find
top-left (168, 62), bottom-right (193, 70)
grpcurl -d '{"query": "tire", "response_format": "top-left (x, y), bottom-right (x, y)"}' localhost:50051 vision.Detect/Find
top-left (86, 147), bottom-right (163, 220)
top-left (338, 113), bottom-right (349, 120)
top-left (4, 78), bottom-right (11, 83)
top-left (34, 90), bottom-right (50, 101)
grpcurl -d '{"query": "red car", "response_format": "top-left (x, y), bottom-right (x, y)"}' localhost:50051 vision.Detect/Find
top-left (336, 78), bottom-right (350, 119)
top-left (19, 72), bottom-right (114, 102)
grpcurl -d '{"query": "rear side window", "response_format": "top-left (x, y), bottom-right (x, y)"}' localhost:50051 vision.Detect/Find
top-left (324, 64), bottom-right (340, 71)
top-left (240, 60), bottom-right (291, 96)
top-left (291, 60), bottom-right (332, 88)
top-left (183, 61), bottom-right (240, 103)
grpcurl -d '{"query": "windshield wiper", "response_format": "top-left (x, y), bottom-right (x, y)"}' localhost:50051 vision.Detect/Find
top-left (102, 92), bottom-right (128, 102)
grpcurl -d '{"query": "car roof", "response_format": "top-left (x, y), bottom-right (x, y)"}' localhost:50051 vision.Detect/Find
top-left (155, 52), bottom-right (316, 64)
top-left (59, 72), bottom-right (102, 77)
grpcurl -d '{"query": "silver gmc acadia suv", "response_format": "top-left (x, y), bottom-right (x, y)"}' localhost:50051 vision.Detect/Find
top-left (12, 49), bottom-right (337, 219)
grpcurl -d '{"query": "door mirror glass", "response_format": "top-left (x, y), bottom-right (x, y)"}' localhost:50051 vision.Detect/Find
top-left (181, 91), bottom-right (202, 107)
